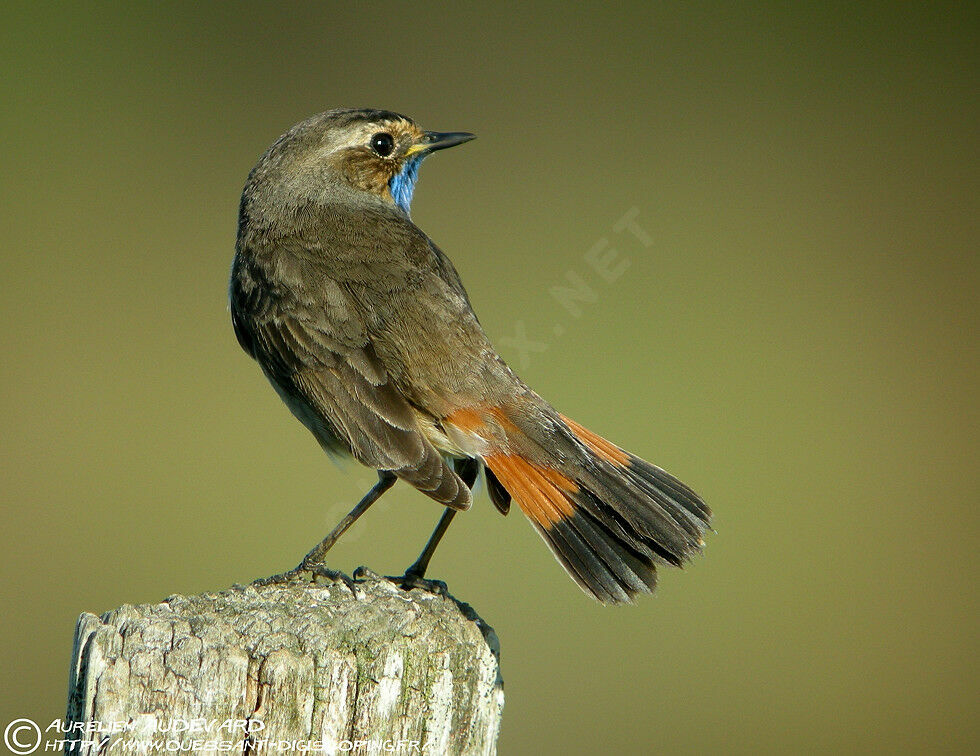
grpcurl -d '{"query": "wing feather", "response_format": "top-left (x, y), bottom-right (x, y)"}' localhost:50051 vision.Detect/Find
top-left (230, 256), bottom-right (469, 509)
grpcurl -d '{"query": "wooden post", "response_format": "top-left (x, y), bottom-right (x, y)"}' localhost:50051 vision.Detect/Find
top-left (65, 567), bottom-right (503, 755)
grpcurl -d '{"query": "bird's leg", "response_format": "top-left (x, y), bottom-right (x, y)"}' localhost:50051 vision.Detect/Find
top-left (299, 471), bottom-right (397, 570)
top-left (403, 506), bottom-right (458, 583)
top-left (397, 457), bottom-right (480, 594)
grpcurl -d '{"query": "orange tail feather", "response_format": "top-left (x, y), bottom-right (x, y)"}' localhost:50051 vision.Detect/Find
top-left (446, 406), bottom-right (711, 603)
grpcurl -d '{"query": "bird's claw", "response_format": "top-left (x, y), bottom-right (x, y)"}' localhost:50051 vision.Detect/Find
top-left (396, 570), bottom-right (449, 596)
top-left (308, 564), bottom-right (361, 594)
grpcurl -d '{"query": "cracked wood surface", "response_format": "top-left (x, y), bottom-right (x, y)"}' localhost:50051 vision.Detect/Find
top-left (65, 568), bottom-right (503, 755)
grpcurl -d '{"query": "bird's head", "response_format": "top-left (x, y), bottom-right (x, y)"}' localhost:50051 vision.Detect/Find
top-left (244, 108), bottom-right (474, 219)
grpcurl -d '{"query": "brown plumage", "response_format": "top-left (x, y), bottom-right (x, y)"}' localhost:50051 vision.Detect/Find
top-left (231, 108), bottom-right (710, 603)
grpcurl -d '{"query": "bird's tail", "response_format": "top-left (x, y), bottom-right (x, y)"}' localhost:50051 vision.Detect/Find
top-left (448, 404), bottom-right (710, 603)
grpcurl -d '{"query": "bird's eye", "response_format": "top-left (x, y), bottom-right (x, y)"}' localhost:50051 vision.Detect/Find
top-left (371, 132), bottom-right (395, 157)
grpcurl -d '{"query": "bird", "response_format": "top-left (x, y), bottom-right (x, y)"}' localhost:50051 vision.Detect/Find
top-left (230, 108), bottom-right (710, 604)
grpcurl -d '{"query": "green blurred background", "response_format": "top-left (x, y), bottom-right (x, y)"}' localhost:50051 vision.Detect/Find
top-left (1, 2), bottom-right (976, 753)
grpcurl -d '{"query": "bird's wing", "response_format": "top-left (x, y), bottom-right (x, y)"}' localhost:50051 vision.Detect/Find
top-left (426, 238), bottom-right (478, 316)
top-left (230, 254), bottom-right (470, 510)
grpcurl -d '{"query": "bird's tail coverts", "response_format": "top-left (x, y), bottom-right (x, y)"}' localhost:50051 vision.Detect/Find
top-left (475, 410), bottom-right (711, 604)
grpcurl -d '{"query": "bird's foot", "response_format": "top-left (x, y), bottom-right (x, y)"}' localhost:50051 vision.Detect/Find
top-left (308, 564), bottom-right (361, 595)
top-left (253, 566), bottom-right (307, 586)
top-left (393, 569), bottom-right (449, 596)
top-left (255, 559), bottom-right (360, 596)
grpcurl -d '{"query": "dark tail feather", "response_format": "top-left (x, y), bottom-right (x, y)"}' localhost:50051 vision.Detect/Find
top-left (483, 417), bottom-right (710, 604)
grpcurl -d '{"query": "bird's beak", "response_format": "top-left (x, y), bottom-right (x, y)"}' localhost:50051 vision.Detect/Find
top-left (405, 131), bottom-right (476, 156)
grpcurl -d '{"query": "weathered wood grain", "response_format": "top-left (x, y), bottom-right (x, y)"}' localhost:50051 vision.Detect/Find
top-left (65, 567), bottom-right (503, 755)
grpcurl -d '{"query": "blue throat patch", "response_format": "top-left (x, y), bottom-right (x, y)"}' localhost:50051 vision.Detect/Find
top-left (389, 156), bottom-right (424, 215)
